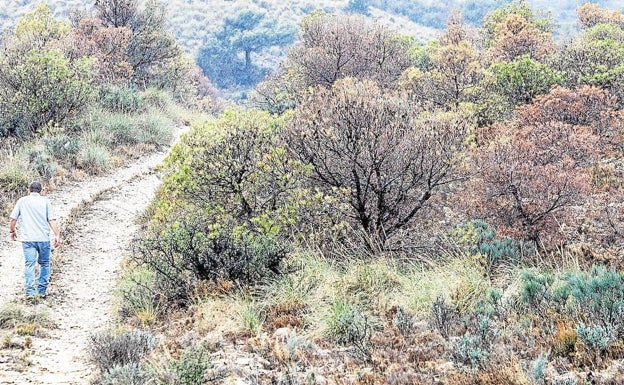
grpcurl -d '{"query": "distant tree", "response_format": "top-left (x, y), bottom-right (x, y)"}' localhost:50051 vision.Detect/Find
top-left (196, 9), bottom-right (295, 88)
top-left (400, 10), bottom-right (484, 110)
top-left (95, 0), bottom-right (138, 28)
top-left (554, 22), bottom-right (624, 106)
top-left (67, 17), bottom-right (133, 84)
top-left (577, 3), bottom-right (624, 30)
top-left (472, 86), bottom-right (601, 244)
top-left (289, 12), bottom-right (411, 89)
top-left (482, 0), bottom-right (555, 62)
top-left (289, 78), bottom-right (470, 248)
top-left (489, 54), bottom-right (563, 106)
top-left (252, 12), bottom-right (412, 112)
top-left (93, 0), bottom-right (182, 88)
top-left (127, 0), bottom-right (181, 87)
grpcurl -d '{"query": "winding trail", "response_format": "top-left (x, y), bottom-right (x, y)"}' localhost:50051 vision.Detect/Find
top-left (0, 131), bottom-right (183, 384)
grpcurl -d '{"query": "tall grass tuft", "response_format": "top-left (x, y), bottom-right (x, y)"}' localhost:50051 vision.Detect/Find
top-left (78, 140), bottom-right (111, 175)
top-left (134, 111), bottom-right (174, 147)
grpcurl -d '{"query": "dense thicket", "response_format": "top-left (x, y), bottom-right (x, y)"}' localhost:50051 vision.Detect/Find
top-left (144, 1), bottom-right (624, 289)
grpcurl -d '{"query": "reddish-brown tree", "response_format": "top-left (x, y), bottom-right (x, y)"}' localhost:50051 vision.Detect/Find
top-left (67, 18), bottom-right (133, 84)
top-left (482, 2), bottom-right (555, 63)
top-left (473, 87), bottom-right (602, 244)
top-left (577, 3), bottom-right (624, 30)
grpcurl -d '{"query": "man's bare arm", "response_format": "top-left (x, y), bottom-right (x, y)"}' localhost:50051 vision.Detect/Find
top-left (9, 218), bottom-right (17, 241)
top-left (49, 219), bottom-right (61, 247)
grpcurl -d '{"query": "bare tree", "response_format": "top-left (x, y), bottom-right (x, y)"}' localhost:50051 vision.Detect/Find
top-left (289, 12), bottom-right (411, 89)
top-left (95, 0), bottom-right (138, 28)
top-left (289, 78), bottom-right (470, 248)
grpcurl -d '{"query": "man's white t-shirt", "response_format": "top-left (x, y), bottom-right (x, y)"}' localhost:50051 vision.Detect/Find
top-left (10, 193), bottom-right (56, 242)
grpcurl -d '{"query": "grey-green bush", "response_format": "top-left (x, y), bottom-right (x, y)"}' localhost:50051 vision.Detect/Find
top-left (165, 345), bottom-right (223, 385)
top-left (89, 329), bottom-right (157, 373)
top-left (101, 363), bottom-right (154, 385)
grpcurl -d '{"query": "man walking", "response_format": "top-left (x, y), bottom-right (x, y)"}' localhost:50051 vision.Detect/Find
top-left (8, 181), bottom-right (61, 300)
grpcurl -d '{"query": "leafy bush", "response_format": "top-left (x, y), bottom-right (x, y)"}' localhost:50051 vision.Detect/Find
top-left (132, 215), bottom-right (289, 306)
top-left (101, 363), bottom-right (154, 385)
top-left (0, 7), bottom-right (95, 137)
top-left (89, 329), bottom-right (157, 373)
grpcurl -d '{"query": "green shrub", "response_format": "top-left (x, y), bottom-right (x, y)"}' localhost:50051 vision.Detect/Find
top-left (26, 146), bottom-right (57, 180)
top-left (101, 363), bottom-right (154, 385)
top-left (566, 266), bottom-right (624, 339)
top-left (89, 329), bottom-right (157, 373)
top-left (132, 215), bottom-right (289, 306)
top-left (453, 220), bottom-right (533, 276)
top-left (451, 314), bottom-right (498, 368)
top-left (99, 85), bottom-right (143, 113)
top-left (164, 345), bottom-right (224, 385)
top-left (576, 323), bottom-right (613, 353)
top-left (519, 270), bottom-right (555, 315)
top-left (325, 298), bottom-right (375, 361)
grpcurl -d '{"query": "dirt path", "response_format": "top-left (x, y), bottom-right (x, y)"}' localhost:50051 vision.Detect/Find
top-left (0, 132), bottom-right (183, 384)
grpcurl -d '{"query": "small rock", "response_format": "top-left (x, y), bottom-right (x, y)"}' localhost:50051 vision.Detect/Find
top-left (272, 327), bottom-right (292, 341)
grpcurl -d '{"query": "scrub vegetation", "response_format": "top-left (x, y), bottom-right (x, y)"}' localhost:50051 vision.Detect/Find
top-left (3, 0), bottom-right (624, 384)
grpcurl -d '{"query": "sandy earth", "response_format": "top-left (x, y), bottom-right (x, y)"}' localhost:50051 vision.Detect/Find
top-left (0, 135), bottom-right (181, 384)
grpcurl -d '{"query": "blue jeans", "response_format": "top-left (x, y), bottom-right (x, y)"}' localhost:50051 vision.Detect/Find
top-left (22, 242), bottom-right (51, 296)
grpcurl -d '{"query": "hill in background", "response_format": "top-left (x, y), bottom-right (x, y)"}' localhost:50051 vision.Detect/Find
top-left (2, 0), bottom-right (622, 56)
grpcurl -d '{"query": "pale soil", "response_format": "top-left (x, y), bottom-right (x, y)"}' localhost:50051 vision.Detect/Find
top-left (0, 134), bottom-right (182, 384)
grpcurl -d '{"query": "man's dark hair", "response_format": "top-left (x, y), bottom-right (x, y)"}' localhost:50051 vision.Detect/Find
top-left (29, 181), bottom-right (42, 193)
